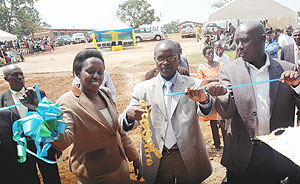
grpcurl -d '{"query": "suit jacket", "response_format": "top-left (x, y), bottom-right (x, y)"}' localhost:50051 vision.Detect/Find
top-left (52, 87), bottom-right (139, 181)
top-left (214, 57), bottom-right (300, 178)
top-left (119, 74), bottom-right (212, 184)
top-left (0, 89), bottom-right (41, 183)
top-left (280, 44), bottom-right (295, 64)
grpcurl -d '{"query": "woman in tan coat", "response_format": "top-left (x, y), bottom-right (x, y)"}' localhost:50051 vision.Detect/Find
top-left (52, 49), bottom-right (140, 184)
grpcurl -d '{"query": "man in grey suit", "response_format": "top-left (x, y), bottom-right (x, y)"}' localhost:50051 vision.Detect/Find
top-left (119, 40), bottom-right (213, 184)
top-left (280, 27), bottom-right (300, 65)
top-left (206, 21), bottom-right (300, 184)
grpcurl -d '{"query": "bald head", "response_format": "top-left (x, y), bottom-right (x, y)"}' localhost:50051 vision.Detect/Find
top-left (235, 21), bottom-right (266, 67)
top-left (3, 64), bottom-right (21, 77)
top-left (285, 24), bottom-right (293, 36)
top-left (236, 21), bottom-right (265, 40)
top-left (3, 64), bottom-right (25, 91)
top-left (154, 40), bottom-right (178, 56)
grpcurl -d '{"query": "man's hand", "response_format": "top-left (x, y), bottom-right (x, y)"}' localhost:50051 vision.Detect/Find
top-left (185, 86), bottom-right (208, 103)
top-left (133, 158), bottom-right (142, 181)
top-left (205, 82), bottom-right (227, 96)
top-left (19, 87), bottom-right (39, 111)
top-left (126, 106), bottom-right (148, 121)
top-left (281, 70), bottom-right (300, 87)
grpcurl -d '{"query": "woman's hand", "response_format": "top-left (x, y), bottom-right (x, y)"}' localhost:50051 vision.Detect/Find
top-left (133, 158), bottom-right (142, 181)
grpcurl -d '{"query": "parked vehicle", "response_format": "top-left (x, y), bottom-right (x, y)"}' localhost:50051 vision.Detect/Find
top-left (133, 28), bottom-right (164, 42)
top-left (55, 35), bottom-right (71, 46)
top-left (71, 33), bottom-right (86, 44)
top-left (203, 22), bottom-right (218, 36)
top-left (181, 23), bottom-right (196, 38)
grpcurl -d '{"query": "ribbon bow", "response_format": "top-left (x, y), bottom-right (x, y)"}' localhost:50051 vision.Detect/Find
top-left (12, 85), bottom-right (66, 164)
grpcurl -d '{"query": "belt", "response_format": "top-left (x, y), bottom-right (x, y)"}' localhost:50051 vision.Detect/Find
top-left (162, 145), bottom-right (180, 154)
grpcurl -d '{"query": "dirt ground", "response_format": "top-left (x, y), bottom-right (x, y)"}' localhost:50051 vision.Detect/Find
top-left (0, 34), bottom-right (226, 184)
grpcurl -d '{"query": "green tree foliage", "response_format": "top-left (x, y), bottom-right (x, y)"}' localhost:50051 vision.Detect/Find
top-left (211, 0), bottom-right (232, 8)
top-left (0, 0), bottom-right (48, 36)
top-left (116, 0), bottom-right (160, 28)
top-left (163, 20), bottom-right (180, 33)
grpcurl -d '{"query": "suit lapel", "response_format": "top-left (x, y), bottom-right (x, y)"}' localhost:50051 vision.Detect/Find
top-left (152, 76), bottom-right (168, 120)
top-left (170, 75), bottom-right (184, 117)
top-left (269, 58), bottom-right (283, 117)
top-left (3, 90), bottom-right (20, 118)
top-left (78, 92), bottom-right (114, 134)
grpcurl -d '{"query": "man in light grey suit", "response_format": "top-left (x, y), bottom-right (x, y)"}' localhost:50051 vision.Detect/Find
top-left (206, 21), bottom-right (300, 184)
top-left (280, 27), bottom-right (300, 65)
top-left (119, 40), bottom-right (213, 184)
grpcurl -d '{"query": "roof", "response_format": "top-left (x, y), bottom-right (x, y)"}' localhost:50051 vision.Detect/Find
top-left (208, 0), bottom-right (298, 28)
top-left (177, 21), bottom-right (203, 26)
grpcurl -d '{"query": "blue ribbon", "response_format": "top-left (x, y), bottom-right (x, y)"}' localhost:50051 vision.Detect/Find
top-left (0, 101), bottom-right (24, 112)
top-left (165, 77), bottom-right (283, 96)
top-left (12, 85), bottom-right (67, 164)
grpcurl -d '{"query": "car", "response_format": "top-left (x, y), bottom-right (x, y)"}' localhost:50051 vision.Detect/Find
top-left (203, 22), bottom-right (218, 35)
top-left (71, 33), bottom-right (86, 44)
top-left (133, 28), bottom-right (164, 42)
top-left (181, 23), bottom-right (196, 38)
top-left (55, 35), bottom-right (71, 46)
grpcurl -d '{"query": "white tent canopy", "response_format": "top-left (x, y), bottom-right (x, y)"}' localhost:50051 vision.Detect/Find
top-left (208, 0), bottom-right (298, 29)
top-left (0, 30), bottom-right (17, 42)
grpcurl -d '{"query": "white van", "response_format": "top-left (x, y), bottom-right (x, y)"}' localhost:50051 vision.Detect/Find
top-left (71, 33), bottom-right (86, 44)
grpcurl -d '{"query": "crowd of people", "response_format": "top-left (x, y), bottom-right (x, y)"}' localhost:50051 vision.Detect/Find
top-left (1, 20), bottom-right (300, 184)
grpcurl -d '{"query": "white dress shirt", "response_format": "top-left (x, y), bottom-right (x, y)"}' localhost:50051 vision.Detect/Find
top-left (294, 42), bottom-right (300, 66)
top-left (214, 52), bottom-right (229, 64)
top-left (9, 87), bottom-right (28, 118)
top-left (246, 56), bottom-right (271, 136)
top-left (278, 34), bottom-right (294, 48)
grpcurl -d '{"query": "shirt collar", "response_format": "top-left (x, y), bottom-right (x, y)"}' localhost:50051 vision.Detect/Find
top-left (159, 71), bottom-right (178, 86)
top-left (9, 87), bottom-right (25, 95)
top-left (294, 42), bottom-right (300, 51)
top-left (246, 54), bottom-right (270, 71)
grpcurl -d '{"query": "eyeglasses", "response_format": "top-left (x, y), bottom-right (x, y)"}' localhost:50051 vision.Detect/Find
top-left (155, 55), bottom-right (178, 64)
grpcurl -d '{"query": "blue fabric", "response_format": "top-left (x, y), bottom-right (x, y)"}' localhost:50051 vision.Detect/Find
top-left (265, 40), bottom-right (279, 58)
top-left (160, 72), bottom-right (178, 94)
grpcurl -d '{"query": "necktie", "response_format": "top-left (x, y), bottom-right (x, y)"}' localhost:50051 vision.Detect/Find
top-left (15, 91), bottom-right (28, 118)
top-left (164, 81), bottom-right (177, 149)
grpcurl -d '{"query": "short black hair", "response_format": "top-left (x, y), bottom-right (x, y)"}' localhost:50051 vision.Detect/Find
top-left (202, 46), bottom-right (214, 55)
top-left (73, 49), bottom-right (104, 76)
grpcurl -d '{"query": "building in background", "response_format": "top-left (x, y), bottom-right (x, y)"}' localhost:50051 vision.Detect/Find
top-left (31, 27), bottom-right (93, 39)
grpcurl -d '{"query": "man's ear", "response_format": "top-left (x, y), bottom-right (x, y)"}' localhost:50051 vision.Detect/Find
top-left (260, 34), bottom-right (266, 43)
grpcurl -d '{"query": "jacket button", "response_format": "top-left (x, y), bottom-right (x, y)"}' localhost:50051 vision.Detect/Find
top-left (253, 112), bottom-right (257, 116)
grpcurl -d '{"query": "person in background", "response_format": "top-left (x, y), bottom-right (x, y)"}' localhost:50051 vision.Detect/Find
top-left (265, 29), bottom-right (279, 58)
top-left (197, 46), bottom-right (226, 150)
top-left (214, 41), bottom-right (230, 64)
top-left (280, 27), bottom-right (300, 65)
top-left (52, 49), bottom-right (140, 184)
top-left (278, 24), bottom-right (294, 48)
top-left (196, 25), bottom-right (201, 42)
top-left (176, 42), bottom-right (190, 73)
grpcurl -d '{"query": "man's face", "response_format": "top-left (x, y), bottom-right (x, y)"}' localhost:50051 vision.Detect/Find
top-left (234, 26), bottom-right (264, 63)
top-left (266, 33), bottom-right (273, 42)
top-left (154, 45), bottom-right (179, 80)
top-left (293, 29), bottom-right (300, 46)
top-left (4, 67), bottom-right (25, 91)
top-left (214, 45), bottom-right (224, 57)
top-left (285, 26), bottom-right (293, 36)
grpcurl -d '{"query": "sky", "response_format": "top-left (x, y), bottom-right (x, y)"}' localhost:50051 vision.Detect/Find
top-left (34, 0), bottom-right (300, 30)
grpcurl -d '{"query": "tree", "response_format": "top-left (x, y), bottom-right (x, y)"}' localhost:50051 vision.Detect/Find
top-left (0, 0), bottom-right (47, 36)
top-left (163, 20), bottom-right (180, 33)
top-left (211, 0), bottom-right (232, 8)
top-left (116, 0), bottom-right (160, 28)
